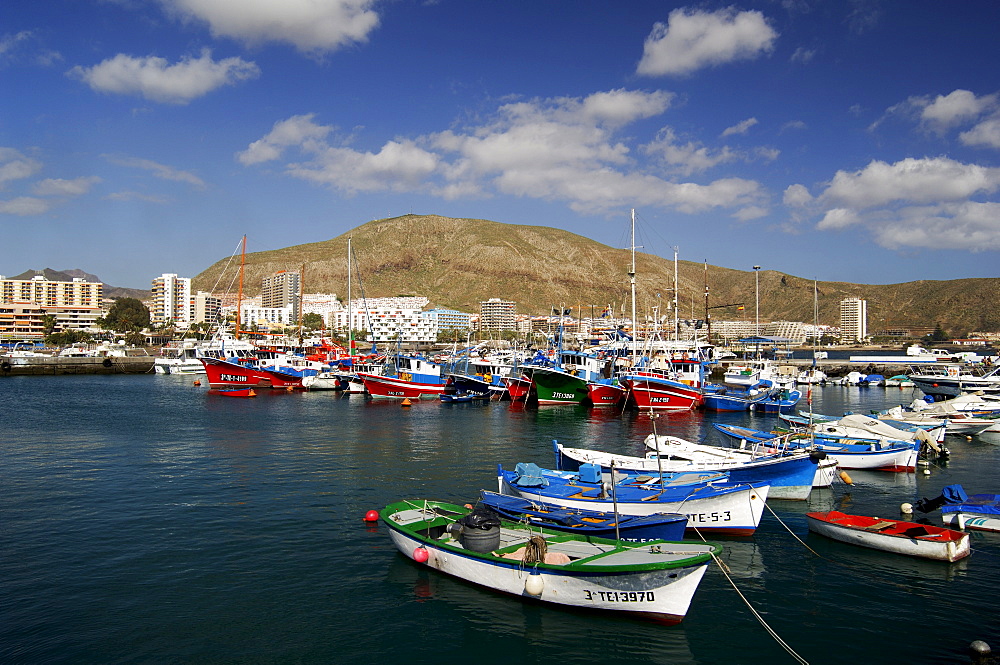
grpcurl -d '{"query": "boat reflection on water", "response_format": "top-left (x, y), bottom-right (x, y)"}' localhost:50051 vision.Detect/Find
top-left (384, 556), bottom-right (696, 660)
top-left (709, 538), bottom-right (767, 580)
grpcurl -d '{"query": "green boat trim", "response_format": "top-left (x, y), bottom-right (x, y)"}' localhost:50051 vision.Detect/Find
top-left (380, 499), bottom-right (721, 574)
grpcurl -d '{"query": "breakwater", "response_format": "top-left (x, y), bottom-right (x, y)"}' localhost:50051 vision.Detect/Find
top-left (712, 359), bottom-right (917, 380)
top-left (0, 355), bottom-right (154, 375)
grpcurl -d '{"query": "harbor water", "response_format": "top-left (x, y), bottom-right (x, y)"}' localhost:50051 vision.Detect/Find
top-left (2, 374), bottom-right (999, 664)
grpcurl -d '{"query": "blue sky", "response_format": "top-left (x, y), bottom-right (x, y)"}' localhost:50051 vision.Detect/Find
top-left (2, 1), bottom-right (999, 289)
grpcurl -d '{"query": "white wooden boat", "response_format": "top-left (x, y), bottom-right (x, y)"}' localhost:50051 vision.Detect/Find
top-left (381, 499), bottom-right (720, 624)
top-left (806, 511), bottom-right (970, 562)
top-left (644, 433), bottom-right (838, 489)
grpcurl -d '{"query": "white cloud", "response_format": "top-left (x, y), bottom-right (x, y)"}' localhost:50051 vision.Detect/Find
top-left (637, 8), bottom-right (778, 77)
top-left (721, 117), bottom-right (758, 137)
top-left (105, 155), bottom-right (206, 188)
top-left (0, 147), bottom-right (43, 188)
top-left (579, 88), bottom-right (674, 126)
top-left (106, 191), bottom-right (170, 204)
top-left (815, 207), bottom-right (862, 230)
top-left (822, 157), bottom-right (1000, 209)
top-left (68, 49), bottom-right (259, 104)
top-left (236, 114), bottom-right (333, 165)
top-left (874, 202), bottom-right (1000, 251)
top-left (790, 46), bottom-right (815, 64)
top-left (0, 196), bottom-right (51, 215)
top-left (960, 116), bottom-right (1000, 150)
top-left (288, 139), bottom-right (440, 194)
top-left (783, 183), bottom-right (813, 208)
top-left (33, 176), bottom-right (102, 196)
top-left (239, 89), bottom-right (768, 217)
top-left (791, 156), bottom-right (1000, 251)
top-left (163, 0), bottom-right (379, 54)
top-left (921, 90), bottom-right (995, 129)
top-left (643, 127), bottom-right (738, 176)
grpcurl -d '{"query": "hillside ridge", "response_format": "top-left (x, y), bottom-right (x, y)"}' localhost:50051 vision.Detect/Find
top-left (191, 214), bottom-right (1000, 333)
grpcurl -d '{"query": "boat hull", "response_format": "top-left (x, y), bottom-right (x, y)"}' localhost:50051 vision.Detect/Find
top-left (586, 382), bottom-right (626, 407)
top-left (358, 373), bottom-right (447, 399)
top-left (528, 367), bottom-right (589, 405)
top-left (201, 357), bottom-right (303, 389)
top-left (503, 376), bottom-right (531, 402)
top-left (621, 375), bottom-right (701, 411)
top-left (942, 512), bottom-right (1000, 533)
top-left (806, 511), bottom-right (970, 562)
top-left (381, 501), bottom-right (718, 624)
top-left (501, 474), bottom-right (768, 536)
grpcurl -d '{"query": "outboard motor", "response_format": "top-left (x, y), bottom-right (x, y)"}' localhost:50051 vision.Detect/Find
top-left (914, 494), bottom-right (948, 513)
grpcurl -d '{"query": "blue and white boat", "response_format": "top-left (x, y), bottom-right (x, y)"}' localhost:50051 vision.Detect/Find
top-left (497, 462), bottom-right (769, 536)
top-left (712, 422), bottom-right (920, 472)
top-left (478, 490), bottom-right (688, 542)
top-left (552, 438), bottom-right (829, 501)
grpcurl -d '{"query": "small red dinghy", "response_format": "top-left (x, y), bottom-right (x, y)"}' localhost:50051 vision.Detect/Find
top-left (213, 387), bottom-right (257, 398)
top-left (806, 511), bottom-right (970, 562)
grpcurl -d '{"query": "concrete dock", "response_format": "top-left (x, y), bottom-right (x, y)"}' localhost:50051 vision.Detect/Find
top-left (0, 355), bottom-right (155, 376)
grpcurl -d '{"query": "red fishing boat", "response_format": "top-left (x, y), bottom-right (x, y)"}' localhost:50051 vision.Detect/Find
top-left (620, 370), bottom-right (702, 411)
top-left (502, 375), bottom-right (532, 402)
top-left (357, 372), bottom-right (448, 400)
top-left (201, 356), bottom-right (304, 389)
top-left (586, 381), bottom-right (626, 407)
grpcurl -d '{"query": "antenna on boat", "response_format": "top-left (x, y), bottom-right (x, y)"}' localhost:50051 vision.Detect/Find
top-left (648, 408), bottom-right (666, 488)
top-left (609, 460), bottom-right (621, 541)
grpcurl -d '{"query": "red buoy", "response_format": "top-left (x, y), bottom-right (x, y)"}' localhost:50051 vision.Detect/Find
top-left (363, 509), bottom-right (379, 522)
top-left (413, 547), bottom-right (429, 563)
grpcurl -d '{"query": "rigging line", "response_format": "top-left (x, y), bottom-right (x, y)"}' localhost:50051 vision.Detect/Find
top-left (709, 551), bottom-right (810, 665)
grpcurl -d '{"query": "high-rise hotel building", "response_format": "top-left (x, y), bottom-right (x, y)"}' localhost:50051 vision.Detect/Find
top-left (840, 297), bottom-right (868, 343)
top-left (261, 271), bottom-right (301, 322)
top-left (150, 273), bottom-right (192, 326)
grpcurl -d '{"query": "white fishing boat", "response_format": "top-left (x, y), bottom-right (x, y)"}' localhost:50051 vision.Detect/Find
top-left (381, 499), bottom-right (720, 624)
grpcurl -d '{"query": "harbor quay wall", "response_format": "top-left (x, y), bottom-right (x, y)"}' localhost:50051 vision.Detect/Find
top-left (711, 359), bottom-right (923, 380)
top-left (0, 356), bottom-right (154, 376)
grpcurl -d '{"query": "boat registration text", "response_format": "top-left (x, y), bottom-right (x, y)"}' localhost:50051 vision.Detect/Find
top-left (583, 590), bottom-right (655, 603)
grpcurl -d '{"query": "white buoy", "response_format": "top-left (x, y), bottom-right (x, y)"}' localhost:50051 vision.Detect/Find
top-left (900, 502), bottom-right (913, 514)
top-left (524, 572), bottom-right (544, 596)
top-left (923, 469), bottom-right (931, 475)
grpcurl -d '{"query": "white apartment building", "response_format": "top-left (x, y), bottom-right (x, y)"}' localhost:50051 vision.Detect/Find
top-left (0, 275), bottom-right (104, 338)
top-left (840, 298), bottom-right (868, 343)
top-left (423, 308), bottom-right (472, 332)
top-left (480, 298), bottom-right (516, 331)
top-left (150, 273), bottom-right (191, 326)
top-left (239, 304), bottom-right (294, 329)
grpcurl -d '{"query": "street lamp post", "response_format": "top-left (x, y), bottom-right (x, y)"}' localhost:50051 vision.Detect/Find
top-left (752, 265), bottom-right (761, 338)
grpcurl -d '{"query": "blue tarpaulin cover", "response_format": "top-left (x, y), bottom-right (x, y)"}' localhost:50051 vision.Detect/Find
top-left (514, 462), bottom-right (549, 487)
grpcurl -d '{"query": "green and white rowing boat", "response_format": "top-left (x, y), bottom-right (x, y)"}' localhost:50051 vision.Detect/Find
top-left (380, 499), bottom-right (721, 624)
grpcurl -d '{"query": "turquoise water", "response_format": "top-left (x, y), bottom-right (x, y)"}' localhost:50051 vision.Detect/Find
top-left (2, 375), bottom-right (998, 664)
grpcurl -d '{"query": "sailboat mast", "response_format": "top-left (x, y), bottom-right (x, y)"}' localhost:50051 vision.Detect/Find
top-left (236, 234), bottom-right (246, 340)
top-left (297, 262), bottom-right (305, 344)
top-left (347, 237), bottom-right (353, 357)
top-left (629, 209), bottom-right (637, 356)
top-left (673, 246), bottom-right (679, 340)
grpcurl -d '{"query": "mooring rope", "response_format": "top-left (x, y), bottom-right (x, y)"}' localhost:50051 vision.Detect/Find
top-left (690, 525), bottom-right (809, 665)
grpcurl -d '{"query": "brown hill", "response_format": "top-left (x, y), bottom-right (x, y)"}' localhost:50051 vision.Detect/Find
top-left (192, 214), bottom-right (1000, 334)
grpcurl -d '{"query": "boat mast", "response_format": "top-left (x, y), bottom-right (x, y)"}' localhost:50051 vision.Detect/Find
top-left (673, 246), bottom-right (679, 341)
top-left (629, 209), bottom-right (637, 358)
top-left (236, 235), bottom-right (246, 340)
top-left (297, 262), bottom-right (305, 345)
top-left (347, 237), bottom-right (353, 357)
